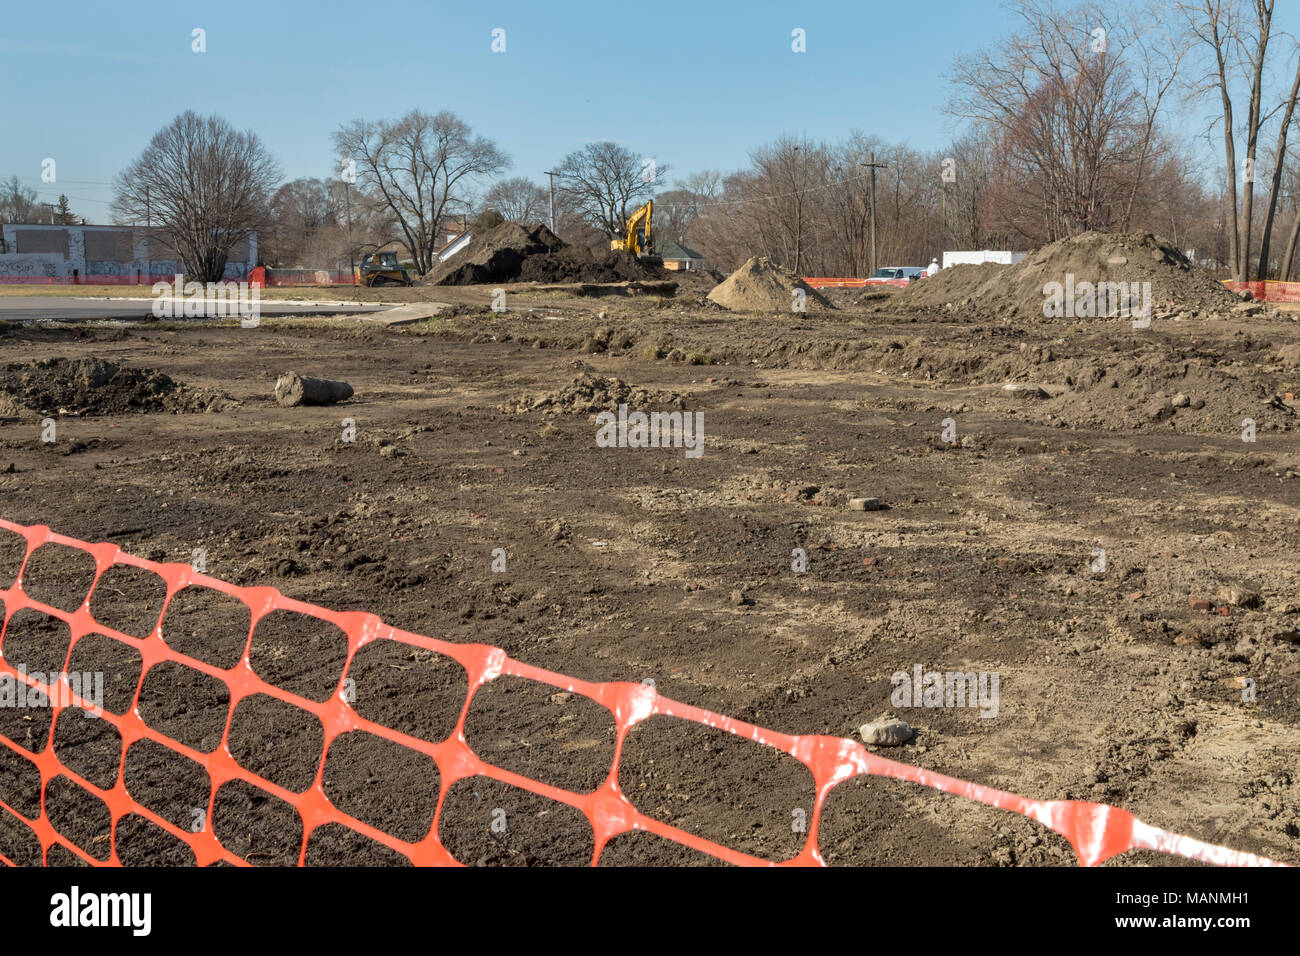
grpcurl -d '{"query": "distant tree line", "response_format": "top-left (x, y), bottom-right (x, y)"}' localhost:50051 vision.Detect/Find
top-left (100, 0), bottom-right (1300, 281)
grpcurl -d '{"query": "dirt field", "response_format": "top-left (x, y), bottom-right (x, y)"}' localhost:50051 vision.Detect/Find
top-left (2, 292), bottom-right (1299, 866)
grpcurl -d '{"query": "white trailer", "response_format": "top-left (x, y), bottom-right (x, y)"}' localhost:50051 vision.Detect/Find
top-left (941, 250), bottom-right (1028, 269)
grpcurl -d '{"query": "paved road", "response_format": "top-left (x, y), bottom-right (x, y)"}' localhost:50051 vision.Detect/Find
top-left (0, 296), bottom-right (390, 323)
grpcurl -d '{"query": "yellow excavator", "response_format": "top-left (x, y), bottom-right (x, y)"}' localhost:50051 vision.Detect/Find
top-left (610, 201), bottom-right (658, 259)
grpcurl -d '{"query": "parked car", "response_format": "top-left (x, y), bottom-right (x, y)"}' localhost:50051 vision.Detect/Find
top-left (865, 266), bottom-right (925, 285)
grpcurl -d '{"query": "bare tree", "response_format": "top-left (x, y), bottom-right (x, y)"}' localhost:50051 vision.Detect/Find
top-left (948, 0), bottom-right (1174, 244)
top-left (112, 111), bottom-right (280, 282)
top-left (1256, 49), bottom-right (1300, 277)
top-left (482, 176), bottom-right (548, 223)
top-left (650, 171), bottom-right (723, 248)
top-left (0, 176), bottom-right (41, 223)
top-left (262, 177), bottom-right (343, 266)
top-left (333, 110), bottom-right (508, 275)
top-left (747, 136), bottom-right (832, 273)
top-left (554, 142), bottom-right (666, 239)
top-left (652, 188), bottom-right (700, 243)
top-left (1179, 0), bottom-right (1300, 279)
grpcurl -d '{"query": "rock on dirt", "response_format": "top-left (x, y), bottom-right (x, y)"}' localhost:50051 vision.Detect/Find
top-left (1002, 383), bottom-right (1050, 399)
top-left (274, 372), bottom-right (354, 407)
top-left (848, 497), bottom-right (887, 511)
top-left (860, 716), bottom-right (914, 746)
top-left (707, 256), bottom-right (833, 312)
top-left (1217, 586), bottom-right (1262, 609)
top-left (0, 357), bottom-right (232, 417)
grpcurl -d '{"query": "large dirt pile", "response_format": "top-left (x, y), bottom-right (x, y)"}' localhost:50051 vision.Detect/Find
top-left (1029, 357), bottom-right (1296, 433)
top-left (431, 221), bottom-right (668, 285)
top-left (882, 232), bottom-right (1240, 319)
top-left (518, 246), bottom-right (666, 283)
top-left (0, 357), bottom-right (232, 417)
top-left (509, 371), bottom-right (689, 414)
top-left (972, 342), bottom-right (1296, 433)
top-left (430, 222), bottom-right (565, 285)
top-left (707, 257), bottom-right (832, 312)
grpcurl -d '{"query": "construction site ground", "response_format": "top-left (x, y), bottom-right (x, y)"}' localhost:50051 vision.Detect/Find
top-left (1, 291), bottom-right (1299, 867)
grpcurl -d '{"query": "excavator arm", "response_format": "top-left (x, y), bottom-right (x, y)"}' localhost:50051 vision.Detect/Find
top-left (610, 200), bottom-right (653, 255)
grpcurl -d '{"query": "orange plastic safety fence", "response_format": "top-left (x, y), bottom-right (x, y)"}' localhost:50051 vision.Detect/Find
top-left (0, 518), bottom-right (1287, 868)
top-left (1222, 279), bottom-right (1300, 302)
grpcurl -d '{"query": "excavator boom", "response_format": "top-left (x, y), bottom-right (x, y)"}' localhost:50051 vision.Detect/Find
top-left (610, 200), bottom-right (653, 255)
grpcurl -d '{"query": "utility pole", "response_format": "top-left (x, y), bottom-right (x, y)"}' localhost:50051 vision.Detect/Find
top-left (342, 180), bottom-right (355, 278)
top-left (860, 155), bottom-right (889, 275)
top-left (543, 170), bottom-right (558, 233)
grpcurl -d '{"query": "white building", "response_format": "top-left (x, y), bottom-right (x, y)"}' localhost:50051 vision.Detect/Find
top-left (941, 250), bottom-right (1028, 269)
top-left (0, 224), bottom-right (256, 284)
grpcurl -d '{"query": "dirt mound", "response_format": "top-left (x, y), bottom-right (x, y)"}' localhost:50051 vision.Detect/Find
top-left (0, 357), bottom-right (232, 417)
top-left (509, 371), bottom-right (689, 414)
top-left (707, 257), bottom-right (832, 312)
top-left (431, 222), bottom-right (565, 286)
top-left (1028, 358), bottom-right (1294, 433)
top-left (875, 263), bottom-right (1010, 309)
top-left (888, 232), bottom-right (1240, 319)
top-left (0, 393), bottom-right (29, 420)
top-left (518, 245), bottom-right (666, 284)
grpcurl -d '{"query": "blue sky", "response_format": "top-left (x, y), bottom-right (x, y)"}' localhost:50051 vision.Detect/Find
top-left (2, 0), bottom-right (1296, 222)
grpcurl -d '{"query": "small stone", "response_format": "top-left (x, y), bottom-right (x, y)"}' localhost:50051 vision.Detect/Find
top-left (1171, 393), bottom-right (1191, 408)
top-left (849, 497), bottom-right (887, 511)
top-left (1130, 590), bottom-right (1144, 601)
top-left (730, 588), bottom-right (752, 607)
top-left (860, 717), bottom-right (914, 747)
top-left (1188, 596), bottom-right (1212, 612)
top-left (1002, 382), bottom-right (1050, 399)
top-left (1216, 586), bottom-right (1262, 609)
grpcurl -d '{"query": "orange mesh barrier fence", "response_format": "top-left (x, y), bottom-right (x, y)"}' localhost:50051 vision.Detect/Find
top-left (0, 517), bottom-right (1286, 867)
top-left (1222, 279), bottom-right (1300, 302)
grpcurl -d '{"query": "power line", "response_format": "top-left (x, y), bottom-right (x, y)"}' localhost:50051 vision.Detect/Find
top-left (678, 167), bottom-right (882, 210)
top-left (13, 177), bottom-right (116, 187)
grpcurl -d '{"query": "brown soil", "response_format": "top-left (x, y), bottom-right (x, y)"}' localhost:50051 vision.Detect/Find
top-left (518, 246), bottom-right (667, 284)
top-left (0, 357), bottom-right (233, 418)
top-left (429, 222), bottom-right (564, 286)
top-left (508, 367), bottom-right (690, 414)
top-left (708, 257), bottom-right (832, 312)
top-left (885, 232), bottom-right (1242, 320)
top-left (1, 298), bottom-right (1299, 867)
